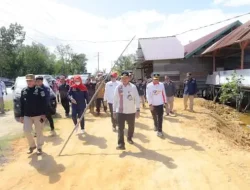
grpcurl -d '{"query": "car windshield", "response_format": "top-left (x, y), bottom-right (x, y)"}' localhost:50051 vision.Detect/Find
top-left (15, 77), bottom-right (49, 89)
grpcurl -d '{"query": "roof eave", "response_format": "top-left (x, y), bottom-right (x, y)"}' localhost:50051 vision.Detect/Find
top-left (184, 20), bottom-right (242, 59)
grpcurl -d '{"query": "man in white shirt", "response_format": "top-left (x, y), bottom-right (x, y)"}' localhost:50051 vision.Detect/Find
top-left (0, 80), bottom-right (7, 114)
top-left (104, 72), bottom-right (121, 132)
top-left (146, 73), bottom-right (167, 137)
top-left (113, 71), bottom-right (140, 150)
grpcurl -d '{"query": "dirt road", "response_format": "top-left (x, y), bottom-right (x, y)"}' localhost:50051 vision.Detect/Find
top-left (0, 98), bottom-right (250, 190)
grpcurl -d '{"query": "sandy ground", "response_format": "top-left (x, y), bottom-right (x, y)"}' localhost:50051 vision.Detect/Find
top-left (0, 98), bottom-right (250, 190)
top-left (0, 111), bottom-right (22, 137)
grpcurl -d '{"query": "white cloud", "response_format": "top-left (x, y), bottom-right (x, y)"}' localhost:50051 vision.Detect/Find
top-left (214, 0), bottom-right (250, 7)
top-left (0, 0), bottom-right (249, 73)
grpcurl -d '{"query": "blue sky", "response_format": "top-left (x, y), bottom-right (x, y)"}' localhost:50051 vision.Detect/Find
top-left (1, 0), bottom-right (250, 73)
top-left (58, 0), bottom-right (250, 17)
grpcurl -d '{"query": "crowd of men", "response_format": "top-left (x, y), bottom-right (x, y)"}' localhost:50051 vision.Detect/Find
top-left (17, 71), bottom-right (197, 154)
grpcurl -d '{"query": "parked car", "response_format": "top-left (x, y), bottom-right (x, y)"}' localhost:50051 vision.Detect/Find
top-left (12, 76), bottom-right (57, 119)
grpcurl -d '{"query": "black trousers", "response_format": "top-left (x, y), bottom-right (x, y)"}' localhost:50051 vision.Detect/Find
top-left (72, 107), bottom-right (85, 130)
top-left (96, 98), bottom-right (107, 113)
top-left (61, 98), bottom-right (70, 115)
top-left (46, 114), bottom-right (54, 131)
top-left (117, 113), bottom-right (135, 146)
top-left (151, 105), bottom-right (164, 132)
top-left (108, 103), bottom-right (117, 128)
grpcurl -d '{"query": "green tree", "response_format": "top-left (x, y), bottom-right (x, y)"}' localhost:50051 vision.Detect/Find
top-left (0, 23), bottom-right (26, 78)
top-left (113, 54), bottom-right (136, 74)
top-left (219, 72), bottom-right (244, 111)
top-left (71, 53), bottom-right (87, 74)
top-left (16, 43), bottom-right (56, 75)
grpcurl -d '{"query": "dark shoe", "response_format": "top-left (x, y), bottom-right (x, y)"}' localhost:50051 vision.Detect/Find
top-left (116, 144), bottom-right (125, 150)
top-left (127, 139), bottom-right (134, 144)
top-left (27, 147), bottom-right (36, 154)
top-left (37, 148), bottom-right (43, 155)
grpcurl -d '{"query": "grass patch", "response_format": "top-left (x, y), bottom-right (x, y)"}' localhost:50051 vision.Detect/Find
top-left (4, 100), bottom-right (13, 111)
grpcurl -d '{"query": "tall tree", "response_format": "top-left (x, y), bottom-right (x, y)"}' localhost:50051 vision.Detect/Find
top-left (0, 23), bottom-right (26, 78)
top-left (71, 53), bottom-right (87, 74)
top-left (113, 54), bottom-right (136, 74)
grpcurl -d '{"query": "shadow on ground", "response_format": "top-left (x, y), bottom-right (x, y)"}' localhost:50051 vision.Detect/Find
top-left (163, 133), bottom-right (204, 151)
top-left (119, 142), bottom-right (177, 169)
top-left (124, 128), bottom-right (150, 143)
top-left (135, 122), bottom-right (152, 131)
top-left (44, 135), bottom-right (64, 146)
top-left (29, 153), bottom-right (65, 184)
top-left (78, 133), bottom-right (107, 149)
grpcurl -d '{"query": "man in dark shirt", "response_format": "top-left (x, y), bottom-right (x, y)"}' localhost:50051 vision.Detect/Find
top-left (183, 72), bottom-right (197, 112)
top-left (20, 74), bottom-right (47, 155)
top-left (164, 75), bottom-right (176, 116)
top-left (59, 76), bottom-right (70, 117)
top-left (36, 76), bottom-right (56, 136)
top-left (136, 79), bottom-right (146, 108)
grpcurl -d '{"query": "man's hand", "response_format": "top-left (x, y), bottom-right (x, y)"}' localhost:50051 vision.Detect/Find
top-left (71, 98), bottom-right (77, 104)
top-left (19, 117), bottom-right (24, 123)
top-left (136, 111), bottom-right (140, 119)
top-left (149, 105), bottom-right (154, 111)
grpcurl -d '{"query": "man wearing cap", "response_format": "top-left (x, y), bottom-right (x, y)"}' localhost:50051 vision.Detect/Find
top-left (164, 75), bottom-right (176, 116)
top-left (104, 72), bottom-right (120, 131)
top-left (19, 74), bottom-right (47, 155)
top-left (36, 76), bottom-right (56, 136)
top-left (146, 73), bottom-right (167, 137)
top-left (113, 71), bottom-right (140, 150)
top-left (183, 72), bottom-right (197, 112)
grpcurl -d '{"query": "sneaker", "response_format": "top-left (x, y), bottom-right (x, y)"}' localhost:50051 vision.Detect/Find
top-left (116, 144), bottom-right (125, 150)
top-left (37, 148), bottom-right (43, 155)
top-left (127, 139), bottom-right (134, 144)
top-left (157, 132), bottom-right (163, 137)
top-left (50, 130), bottom-right (57, 136)
top-left (81, 129), bottom-right (85, 134)
top-left (27, 147), bottom-right (36, 154)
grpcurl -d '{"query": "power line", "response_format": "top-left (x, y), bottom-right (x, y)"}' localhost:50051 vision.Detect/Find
top-left (28, 11), bottom-right (250, 43)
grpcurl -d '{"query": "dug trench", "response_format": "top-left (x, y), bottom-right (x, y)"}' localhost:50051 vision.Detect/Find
top-left (0, 98), bottom-right (250, 190)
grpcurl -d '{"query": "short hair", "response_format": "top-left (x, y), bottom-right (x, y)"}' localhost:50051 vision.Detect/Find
top-left (35, 76), bottom-right (43, 81)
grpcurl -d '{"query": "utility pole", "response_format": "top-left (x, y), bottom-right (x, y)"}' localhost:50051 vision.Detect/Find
top-left (97, 52), bottom-right (99, 72)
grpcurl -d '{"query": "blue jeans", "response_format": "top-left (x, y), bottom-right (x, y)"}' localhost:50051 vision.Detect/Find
top-left (72, 107), bottom-right (85, 129)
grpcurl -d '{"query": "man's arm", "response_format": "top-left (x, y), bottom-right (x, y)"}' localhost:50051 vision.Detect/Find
top-left (20, 89), bottom-right (25, 117)
top-left (161, 83), bottom-right (167, 104)
top-left (146, 84), bottom-right (152, 105)
top-left (39, 88), bottom-right (47, 115)
top-left (103, 83), bottom-right (108, 102)
top-left (113, 86), bottom-right (119, 113)
top-left (134, 86), bottom-right (140, 111)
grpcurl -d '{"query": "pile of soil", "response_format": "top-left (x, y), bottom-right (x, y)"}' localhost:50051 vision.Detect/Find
top-left (196, 99), bottom-right (250, 147)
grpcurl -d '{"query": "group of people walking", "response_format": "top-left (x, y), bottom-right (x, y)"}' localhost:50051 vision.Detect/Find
top-left (19, 71), bottom-right (197, 154)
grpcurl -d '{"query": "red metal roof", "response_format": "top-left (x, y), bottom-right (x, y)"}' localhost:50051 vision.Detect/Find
top-left (184, 21), bottom-right (241, 58)
top-left (204, 20), bottom-right (250, 54)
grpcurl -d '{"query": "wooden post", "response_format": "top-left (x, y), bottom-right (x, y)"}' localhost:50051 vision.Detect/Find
top-left (213, 51), bottom-right (216, 72)
top-left (240, 41), bottom-right (249, 69)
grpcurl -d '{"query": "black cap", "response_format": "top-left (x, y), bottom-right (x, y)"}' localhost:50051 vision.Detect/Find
top-left (36, 76), bottom-right (44, 80)
top-left (121, 71), bottom-right (130, 77)
top-left (153, 73), bottom-right (160, 79)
